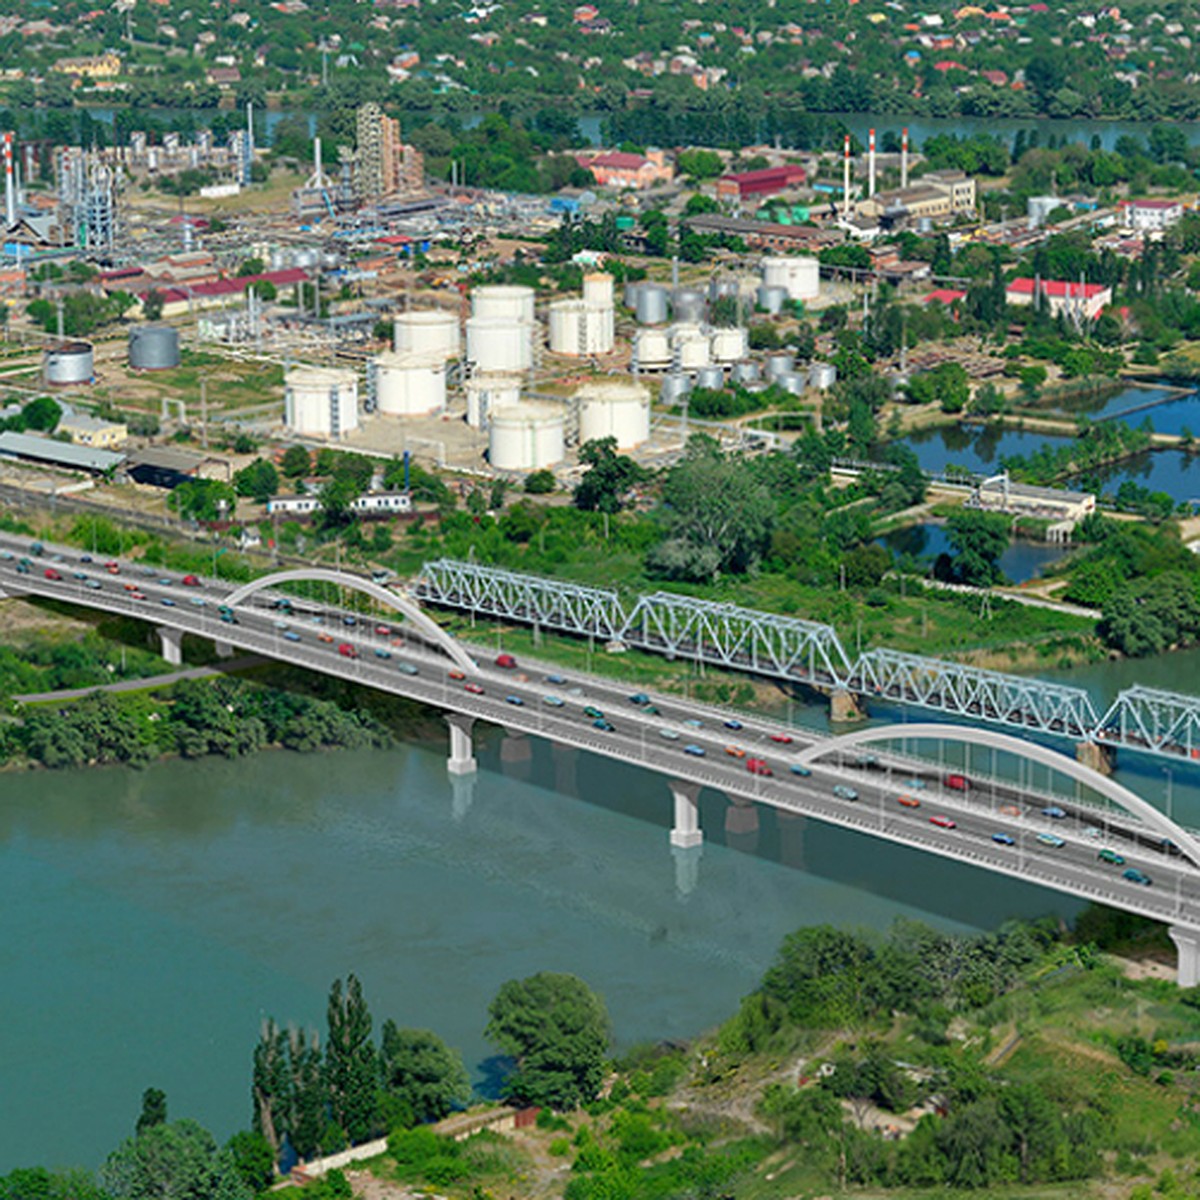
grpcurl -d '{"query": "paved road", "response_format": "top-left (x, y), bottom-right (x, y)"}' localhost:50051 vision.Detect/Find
top-left (12, 656), bottom-right (262, 704)
top-left (2, 531), bottom-right (1199, 939)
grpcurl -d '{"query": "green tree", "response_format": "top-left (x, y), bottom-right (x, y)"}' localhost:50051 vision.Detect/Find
top-left (136, 1088), bottom-right (168, 1136)
top-left (942, 510), bottom-right (1010, 586)
top-left (234, 458), bottom-right (280, 503)
top-left (168, 479), bottom-right (238, 522)
top-left (325, 974), bottom-right (378, 1145)
top-left (379, 1023), bottom-right (471, 1126)
top-left (142, 290), bottom-right (165, 322)
top-left (252, 1019), bottom-right (291, 1159)
top-left (287, 1029), bottom-right (325, 1162)
top-left (485, 972), bottom-right (611, 1110)
top-left (676, 149), bottom-right (724, 180)
top-left (573, 437), bottom-right (646, 513)
top-left (281, 445), bottom-right (312, 478)
top-left (224, 1131), bottom-right (276, 1193)
top-left (101, 1119), bottom-right (251, 1200)
top-left (21, 396), bottom-right (62, 432)
top-left (524, 468), bottom-right (555, 494)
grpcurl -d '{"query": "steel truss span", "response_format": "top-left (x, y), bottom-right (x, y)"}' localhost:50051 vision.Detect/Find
top-left (413, 558), bottom-right (1200, 763)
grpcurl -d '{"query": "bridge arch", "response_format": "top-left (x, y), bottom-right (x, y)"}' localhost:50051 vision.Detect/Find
top-left (795, 722), bottom-right (1200, 868)
top-left (222, 569), bottom-right (476, 672)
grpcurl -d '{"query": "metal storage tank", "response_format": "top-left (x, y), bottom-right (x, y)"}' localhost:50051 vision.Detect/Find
top-left (756, 285), bottom-right (788, 315)
top-left (761, 255), bottom-right (819, 301)
top-left (659, 373), bottom-right (692, 405)
top-left (777, 372), bottom-right (807, 396)
top-left (284, 365), bottom-right (360, 438)
top-left (489, 403), bottom-right (564, 471)
top-left (809, 362), bottom-right (838, 390)
top-left (575, 380), bottom-right (651, 450)
top-left (674, 330), bottom-right (710, 370)
top-left (394, 310), bottom-right (460, 361)
top-left (694, 365), bottom-right (725, 390)
top-left (128, 325), bottom-right (180, 371)
top-left (634, 327), bottom-right (671, 370)
top-left (710, 327), bottom-right (748, 362)
top-left (635, 285), bottom-right (670, 325)
top-left (708, 274), bottom-right (740, 302)
top-left (623, 280), bottom-right (645, 309)
top-left (765, 352), bottom-right (795, 380)
top-left (466, 316), bottom-right (533, 374)
top-left (582, 272), bottom-right (614, 309)
top-left (471, 284), bottom-right (535, 324)
top-left (731, 360), bottom-right (761, 384)
top-left (43, 341), bottom-right (94, 385)
top-left (465, 373), bottom-right (522, 429)
top-left (548, 299), bottom-right (614, 356)
top-left (373, 350), bottom-right (445, 417)
top-left (672, 288), bottom-right (706, 323)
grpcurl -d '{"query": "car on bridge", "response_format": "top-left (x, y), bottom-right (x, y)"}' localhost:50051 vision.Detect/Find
top-left (505, 695), bottom-right (524, 706)
top-left (902, 778), bottom-right (926, 790)
top-left (495, 653), bottom-right (517, 669)
top-left (999, 804), bottom-right (1021, 818)
top-left (929, 814), bottom-right (957, 829)
top-left (105, 562), bottom-right (120, 574)
top-left (1123, 868), bottom-right (1152, 886)
top-left (725, 746), bottom-right (746, 759)
top-left (397, 661), bottom-right (419, 676)
top-left (542, 695), bottom-right (564, 707)
top-left (283, 631), bottom-right (301, 643)
top-left (897, 794), bottom-right (920, 808)
top-left (1037, 832), bottom-right (1065, 848)
top-left (448, 669), bottom-right (466, 680)
top-left (992, 832), bottom-right (1016, 846)
top-left (182, 575), bottom-right (200, 586)
top-left (43, 568), bottom-right (61, 580)
top-left (1098, 848), bottom-right (1125, 865)
top-left (789, 764), bottom-right (812, 777)
top-left (659, 728), bottom-right (680, 740)
top-left (724, 719), bottom-right (743, 731)
top-left (945, 774), bottom-right (970, 790)
top-left (318, 633), bottom-right (334, 644)
top-left (770, 733), bottom-right (793, 744)
top-left (683, 744), bottom-right (705, 756)
top-left (374, 648), bottom-right (391, 659)
top-left (594, 718), bottom-right (615, 731)
top-left (747, 758), bottom-right (773, 777)
top-left (584, 706), bottom-right (604, 719)
top-left (628, 693), bottom-right (650, 706)
top-left (1042, 806), bottom-right (1067, 820)
top-left (85, 579), bottom-right (102, 590)
top-left (833, 785), bottom-right (858, 801)
top-left (545, 674), bottom-right (566, 685)
top-left (464, 682), bottom-right (484, 695)
top-left (338, 643), bottom-right (359, 659)
top-left (15, 559), bottom-right (30, 574)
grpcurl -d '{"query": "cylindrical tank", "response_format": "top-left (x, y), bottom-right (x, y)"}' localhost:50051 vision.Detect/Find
top-left (756, 284), bottom-right (789, 315)
top-left (765, 352), bottom-right (795, 380)
top-left (582, 272), bottom-right (614, 309)
top-left (809, 362), bottom-right (838, 390)
top-left (488, 402), bottom-right (564, 471)
top-left (43, 341), bottom-right (94, 385)
top-left (623, 280), bottom-right (645, 309)
top-left (762, 255), bottom-right (819, 301)
top-left (709, 327), bottom-right (748, 362)
top-left (465, 373), bottom-right (522, 429)
top-left (659, 373), bottom-right (692, 405)
top-left (731, 360), bottom-right (761, 384)
top-left (284, 365), bottom-right (359, 438)
top-left (673, 328), bottom-right (710, 370)
top-left (575, 380), bottom-right (651, 450)
top-left (694, 365), bottom-right (725, 390)
top-left (466, 316), bottom-right (533, 374)
top-left (777, 372), bottom-right (807, 396)
top-left (672, 288), bottom-right (706, 323)
top-left (128, 325), bottom-right (180, 371)
top-left (394, 309), bottom-right (460, 361)
top-left (294, 247), bottom-right (321, 270)
top-left (708, 274), bottom-right (741, 302)
top-left (471, 284), bottom-right (535, 324)
top-left (547, 299), bottom-right (614, 356)
top-left (635, 285), bottom-right (669, 325)
top-left (373, 350), bottom-right (445, 417)
top-left (634, 327), bottom-right (671, 370)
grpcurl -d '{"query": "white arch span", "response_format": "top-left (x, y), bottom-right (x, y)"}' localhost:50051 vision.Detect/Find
top-left (222, 569), bottom-right (477, 673)
top-left (795, 722), bottom-right (1200, 869)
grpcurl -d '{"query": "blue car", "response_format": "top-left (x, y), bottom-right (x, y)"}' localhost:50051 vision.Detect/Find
top-left (628, 692), bottom-right (650, 706)
top-left (789, 764), bottom-right (812, 777)
top-left (374, 647), bottom-right (391, 659)
top-left (283, 631), bottom-right (301, 642)
top-left (684, 718), bottom-right (703, 729)
top-left (1042, 806), bottom-right (1067, 820)
top-left (505, 695), bottom-right (525, 706)
top-left (724, 719), bottom-right (743, 730)
top-left (594, 718), bottom-right (614, 732)
top-left (683, 743), bottom-right (706, 756)
top-left (992, 832), bottom-right (1016, 846)
top-left (545, 674), bottom-right (565, 685)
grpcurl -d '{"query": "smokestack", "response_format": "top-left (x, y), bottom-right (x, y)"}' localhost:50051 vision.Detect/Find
top-left (3, 133), bottom-right (14, 229)
top-left (901, 127), bottom-right (909, 190)
top-left (315, 136), bottom-right (323, 183)
top-left (868, 128), bottom-right (876, 198)
top-left (843, 135), bottom-right (851, 220)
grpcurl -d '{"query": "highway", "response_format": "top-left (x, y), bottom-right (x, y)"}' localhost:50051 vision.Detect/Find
top-left (3, 530), bottom-right (1200, 977)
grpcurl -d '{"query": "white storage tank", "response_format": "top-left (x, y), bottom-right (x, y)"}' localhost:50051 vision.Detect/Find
top-left (671, 323), bottom-right (710, 370)
top-left (373, 350), bottom-right (445, 417)
top-left (43, 341), bottom-right (94, 385)
top-left (672, 288), bottom-right (706, 323)
top-left (128, 325), bottom-right (180, 371)
top-left (634, 327), bottom-right (671, 370)
top-left (471, 284), bottom-right (535, 324)
top-left (582, 272), bottom-right (614, 309)
top-left (710, 327), bottom-right (748, 362)
top-left (466, 316), bottom-right (533, 374)
top-left (731, 360), bottom-right (761, 384)
top-left (394, 309), bottom-right (461, 361)
top-left (465, 373), bottom-right (522, 429)
top-left (761, 255), bottom-right (819, 301)
top-left (765, 352), bottom-right (795, 380)
top-left (756, 285), bottom-right (788, 315)
top-left (284, 366), bottom-right (360, 438)
top-left (575, 380), bottom-right (651, 450)
top-left (635, 285), bottom-right (670, 325)
top-left (809, 362), bottom-right (838, 390)
top-left (548, 299), bottom-right (614, 356)
top-left (489, 402), bottom-right (564, 471)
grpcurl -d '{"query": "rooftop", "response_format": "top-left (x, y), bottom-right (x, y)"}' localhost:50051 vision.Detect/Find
top-left (0, 430), bottom-right (125, 473)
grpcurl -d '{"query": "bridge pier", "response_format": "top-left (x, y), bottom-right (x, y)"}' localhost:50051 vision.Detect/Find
top-left (724, 796), bottom-right (760, 853)
top-left (214, 640), bottom-right (235, 659)
top-left (1170, 925), bottom-right (1200, 989)
top-left (829, 688), bottom-right (865, 723)
top-left (500, 728), bottom-right (532, 764)
top-left (445, 714), bottom-right (477, 776)
top-left (156, 626), bottom-right (183, 667)
top-left (450, 772), bottom-right (476, 822)
top-left (669, 780), bottom-right (703, 849)
top-left (671, 843), bottom-right (702, 898)
top-left (0, 585), bottom-right (26, 600)
top-left (1076, 740), bottom-right (1114, 776)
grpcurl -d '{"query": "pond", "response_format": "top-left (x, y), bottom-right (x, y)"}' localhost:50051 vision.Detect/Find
top-left (876, 522), bottom-right (1069, 584)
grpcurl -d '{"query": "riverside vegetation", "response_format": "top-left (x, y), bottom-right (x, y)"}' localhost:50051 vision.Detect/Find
top-left (4, 913), bottom-right (1199, 1200)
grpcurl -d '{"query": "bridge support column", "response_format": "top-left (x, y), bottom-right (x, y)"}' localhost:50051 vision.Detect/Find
top-left (446, 714), bottom-right (477, 776)
top-left (0, 585), bottom-right (26, 600)
top-left (450, 772), bottom-right (476, 822)
top-left (157, 626), bottom-right (183, 667)
top-left (1169, 925), bottom-right (1200, 989)
top-left (1076, 741), bottom-right (1114, 776)
top-left (500, 728), bottom-right (532, 764)
top-left (669, 780), bottom-right (702, 849)
top-left (214, 640), bottom-right (235, 659)
top-left (672, 843), bottom-right (702, 898)
top-left (829, 688), bottom-right (865, 723)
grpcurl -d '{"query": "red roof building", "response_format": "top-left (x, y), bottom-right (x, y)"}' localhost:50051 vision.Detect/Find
top-left (923, 288), bottom-right (966, 305)
top-left (1006, 277), bottom-right (1112, 319)
top-left (575, 149), bottom-right (673, 190)
top-left (715, 164), bottom-right (806, 201)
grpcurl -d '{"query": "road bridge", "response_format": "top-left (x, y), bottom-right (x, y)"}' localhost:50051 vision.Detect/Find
top-left (2, 534), bottom-right (1200, 986)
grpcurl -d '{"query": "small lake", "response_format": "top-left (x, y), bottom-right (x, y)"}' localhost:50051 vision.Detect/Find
top-left (877, 522), bottom-right (1068, 584)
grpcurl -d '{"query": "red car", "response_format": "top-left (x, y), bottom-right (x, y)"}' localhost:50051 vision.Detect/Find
top-left (929, 815), bottom-right (957, 829)
top-left (746, 757), bottom-right (773, 777)
top-left (105, 561), bottom-right (120, 574)
top-left (448, 669), bottom-right (466, 680)
top-left (338, 643), bottom-right (359, 659)
top-left (769, 733), bottom-right (793, 744)
top-left (464, 682), bottom-right (484, 695)
top-left (181, 574), bottom-right (200, 586)
top-left (43, 568), bottom-right (61, 580)
top-left (375, 624), bottom-right (391, 636)
top-left (945, 774), bottom-right (970, 791)
top-left (495, 653), bottom-right (517, 669)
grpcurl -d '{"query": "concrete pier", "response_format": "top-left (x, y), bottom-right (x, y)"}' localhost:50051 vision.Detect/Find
top-left (829, 688), bottom-right (865, 723)
top-left (446, 713), bottom-right (477, 775)
top-left (1170, 925), bottom-right (1200, 988)
top-left (1076, 740), bottom-right (1114, 776)
top-left (669, 780), bottom-right (702, 848)
top-left (157, 626), bottom-right (183, 666)
top-left (672, 844), bottom-right (702, 897)
top-left (214, 640), bottom-right (235, 659)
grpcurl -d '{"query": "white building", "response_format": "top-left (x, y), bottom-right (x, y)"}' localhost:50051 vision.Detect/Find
top-left (266, 492), bottom-right (412, 517)
top-left (1121, 198), bottom-right (1184, 233)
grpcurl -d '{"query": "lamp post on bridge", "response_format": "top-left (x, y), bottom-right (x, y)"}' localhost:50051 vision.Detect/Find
top-left (1163, 766), bottom-right (1174, 823)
